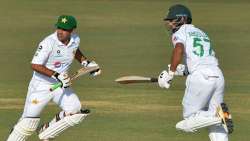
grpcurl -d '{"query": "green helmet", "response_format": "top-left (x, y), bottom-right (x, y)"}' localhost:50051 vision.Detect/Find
top-left (164, 4), bottom-right (192, 24)
top-left (55, 15), bottom-right (77, 30)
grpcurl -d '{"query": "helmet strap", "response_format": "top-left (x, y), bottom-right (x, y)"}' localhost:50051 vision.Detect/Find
top-left (171, 17), bottom-right (187, 33)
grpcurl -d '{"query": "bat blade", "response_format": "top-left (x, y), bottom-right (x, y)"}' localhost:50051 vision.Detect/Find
top-left (115, 76), bottom-right (158, 84)
top-left (71, 66), bottom-right (99, 81)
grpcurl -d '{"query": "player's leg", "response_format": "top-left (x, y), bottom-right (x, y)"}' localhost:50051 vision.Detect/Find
top-left (7, 118), bottom-right (40, 141)
top-left (208, 73), bottom-right (233, 141)
top-left (38, 88), bottom-right (89, 140)
top-left (209, 103), bottom-right (233, 141)
top-left (208, 125), bottom-right (228, 141)
top-left (176, 71), bottom-right (222, 132)
top-left (208, 102), bottom-right (229, 141)
top-left (43, 88), bottom-right (83, 128)
top-left (7, 80), bottom-right (53, 141)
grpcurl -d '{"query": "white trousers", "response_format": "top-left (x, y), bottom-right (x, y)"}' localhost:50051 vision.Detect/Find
top-left (182, 66), bottom-right (228, 141)
top-left (22, 78), bottom-right (81, 118)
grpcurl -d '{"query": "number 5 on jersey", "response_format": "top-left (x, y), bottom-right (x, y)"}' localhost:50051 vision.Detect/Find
top-left (193, 37), bottom-right (214, 57)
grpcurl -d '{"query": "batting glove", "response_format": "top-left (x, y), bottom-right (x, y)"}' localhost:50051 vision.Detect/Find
top-left (81, 60), bottom-right (101, 76)
top-left (158, 70), bottom-right (174, 89)
top-left (168, 64), bottom-right (189, 76)
top-left (52, 72), bottom-right (71, 88)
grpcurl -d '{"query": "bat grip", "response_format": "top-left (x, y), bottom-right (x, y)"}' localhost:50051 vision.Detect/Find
top-left (49, 82), bottom-right (62, 91)
top-left (150, 77), bottom-right (158, 82)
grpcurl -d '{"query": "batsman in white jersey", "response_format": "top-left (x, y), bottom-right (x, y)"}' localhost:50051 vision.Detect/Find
top-left (7, 15), bottom-right (101, 141)
top-left (158, 4), bottom-right (233, 141)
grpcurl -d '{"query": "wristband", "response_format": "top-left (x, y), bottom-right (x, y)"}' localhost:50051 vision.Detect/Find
top-left (51, 72), bottom-right (59, 80)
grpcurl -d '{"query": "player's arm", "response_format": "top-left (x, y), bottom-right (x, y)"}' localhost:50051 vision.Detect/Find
top-left (170, 43), bottom-right (184, 72)
top-left (31, 42), bottom-right (58, 77)
top-left (74, 48), bottom-right (101, 76)
top-left (31, 64), bottom-right (55, 77)
top-left (32, 64), bottom-right (70, 88)
top-left (158, 43), bottom-right (184, 89)
top-left (74, 48), bottom-right (88, 63)
top-left (31, 41), bottom-right (70, 87)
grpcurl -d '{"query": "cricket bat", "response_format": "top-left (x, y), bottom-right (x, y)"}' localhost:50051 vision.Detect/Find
top-left (50, 66), bottom-right (99, 91)
top-left (115, 76), bottom-right (158, 84)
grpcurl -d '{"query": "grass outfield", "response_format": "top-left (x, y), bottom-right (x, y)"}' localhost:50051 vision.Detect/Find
top-left (0, 0), bottom-right (250, 140)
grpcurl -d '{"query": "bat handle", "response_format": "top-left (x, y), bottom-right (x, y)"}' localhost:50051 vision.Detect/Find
top-left (150, 77), bottom-right (158, 82)
top-left (50, 82), bottom-right (62, 92)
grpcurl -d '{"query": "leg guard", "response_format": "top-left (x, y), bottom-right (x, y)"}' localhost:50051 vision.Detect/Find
top-left (7, 118), bottom-right (40, 141)
top-left (208, 125), bottom-right (228, 141)
top-left (38, 109), bottom-right (89, 140)
top-left (176, 115), bottom-right (221, 132)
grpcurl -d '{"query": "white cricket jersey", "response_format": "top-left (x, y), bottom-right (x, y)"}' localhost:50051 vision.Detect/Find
top-left (31, 32), bottom-right (80, 83)
top-left (171, 24), bottom-right (218, 73)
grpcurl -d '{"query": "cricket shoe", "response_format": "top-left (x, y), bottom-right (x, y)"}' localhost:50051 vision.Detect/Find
top-left (216, 103), bottom-right (233, 134)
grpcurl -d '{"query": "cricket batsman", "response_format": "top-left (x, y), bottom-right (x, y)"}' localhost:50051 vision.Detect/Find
top-left (158, 4), bottom-right (233, 141)
top-left (7, 15), bottom-right (101, 141)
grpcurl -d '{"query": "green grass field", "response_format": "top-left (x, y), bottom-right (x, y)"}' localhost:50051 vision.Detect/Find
top-left (0, 0), bottom-right (250, 140)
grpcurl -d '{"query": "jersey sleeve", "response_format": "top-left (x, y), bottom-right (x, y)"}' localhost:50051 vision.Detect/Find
top-left (171, 28), bottom-right (186, 47)
top-left (31, 40), bottom-right (52, 65)
top-left (72, 33), bottom-right (80, 48)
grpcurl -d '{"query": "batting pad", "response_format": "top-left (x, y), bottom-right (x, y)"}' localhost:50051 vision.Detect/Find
top-left (209, 125), bottom-right (228, 141)
top-left (39, 113), bottom-right (88, 140)
top-left (7, 118), bottom-right (40, 141)
top-left (176, 116), bottom-right (221, 132)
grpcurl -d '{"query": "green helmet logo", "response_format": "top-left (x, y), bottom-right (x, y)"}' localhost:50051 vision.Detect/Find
top-left (55, 15), bottom-right (77, 30)
top-left (61, 18), bottom-right (68, 23)
top-left (164, 4), bottom-right (192, 23)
